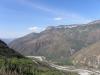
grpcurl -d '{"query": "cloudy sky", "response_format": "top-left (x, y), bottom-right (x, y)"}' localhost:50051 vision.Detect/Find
top-left (0, 0), bottom-right (100, 38)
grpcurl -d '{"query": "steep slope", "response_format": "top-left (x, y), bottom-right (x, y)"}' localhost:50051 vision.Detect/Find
top-left (9, 20), bottom-right (100, 62)
top-left (0, 40), bottom-right (23, 58)
top-left (1, 38), bottom-right (14, 44)
top-left (72, 41), bottom-right (100, 69)
top-left (0, 40), bottom-right (8, 47)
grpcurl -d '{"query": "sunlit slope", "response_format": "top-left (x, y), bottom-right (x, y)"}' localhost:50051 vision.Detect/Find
top-left (73, 41), bottom-right (100, 68)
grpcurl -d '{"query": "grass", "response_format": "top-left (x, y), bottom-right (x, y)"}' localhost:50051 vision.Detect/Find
top-left (0, 57), bottom-right (79, 75)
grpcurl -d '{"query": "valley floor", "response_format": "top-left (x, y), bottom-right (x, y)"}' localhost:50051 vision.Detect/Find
top-left (50, 63), bottom-right (100, 75)
top-left (28, 56), bottom-right (100, 75)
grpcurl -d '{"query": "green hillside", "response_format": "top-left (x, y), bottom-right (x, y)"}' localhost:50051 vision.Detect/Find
top-left (0, 40), bottom-right (78, 75)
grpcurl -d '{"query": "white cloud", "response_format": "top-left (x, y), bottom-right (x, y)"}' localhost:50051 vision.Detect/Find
top-left (0, 26), bottom-right (45, 38)
top-left (28, 26), bottom-right (45, 33)
top-left (54, 17), bottom-right (63, 21)
top-left (28, 27), bottom-right (38, 32)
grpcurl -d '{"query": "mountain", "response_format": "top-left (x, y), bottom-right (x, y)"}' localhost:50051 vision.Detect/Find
top-left (0, 40), bottom-right (78, 75)
top-left (88, 20), bottom-right (100, 24)
top-left (72, 41), bottom-right (100, 69)
top-left (1, 38), bottom-right (14, 44)
top-left (9, 20), bottom-right (100, 63)
top-left (0, 40), bottom-right (23, 58)
top-left (0, 40), bottom-right (8, 47)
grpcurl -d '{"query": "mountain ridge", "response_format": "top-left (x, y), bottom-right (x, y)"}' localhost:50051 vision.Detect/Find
top-left (0, 39), bottom-right (23, 58)
top-left (9, 20), bottom-right (100, 65)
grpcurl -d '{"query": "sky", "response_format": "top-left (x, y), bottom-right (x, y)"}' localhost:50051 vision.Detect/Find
top-left (0, 0), bottom-right (100, 38)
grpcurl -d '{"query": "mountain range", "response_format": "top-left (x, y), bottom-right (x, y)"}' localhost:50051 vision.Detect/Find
top-left (9, 20), bottom-right (100, 68)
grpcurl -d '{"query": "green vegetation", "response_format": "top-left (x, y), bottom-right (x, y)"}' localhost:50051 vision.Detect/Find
top-left (0, 57), bottom-right (56, 75)
top-left (0, 40), bottom-right (79, 75)
top-left (53, 59), bottom-right (74, 66)
top-left (0, 57), bottom-right (78, 75)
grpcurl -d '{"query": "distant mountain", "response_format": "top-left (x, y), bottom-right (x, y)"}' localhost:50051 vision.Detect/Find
top-left (0, 40), bottom-right (23, 58)
top-left (88, 20), bottom-right (100, 24)
top-left (9, 20), bottom-right (100, 62)
top-left (0, 40), bottom-right (8, 47)
top-left (1, 38), bottom-right (14, 44)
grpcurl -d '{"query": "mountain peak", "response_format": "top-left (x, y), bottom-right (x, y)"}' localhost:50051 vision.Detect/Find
top-left (46, 25), bottom-right (80, 30)
top-left (88, 20), bottom-right (100, 24)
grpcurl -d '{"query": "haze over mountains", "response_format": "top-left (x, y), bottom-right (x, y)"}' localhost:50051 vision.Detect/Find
top-left (1, 38), bottom-right (14, 44)
top-left (9, 20), bottom-right (100, 68)
top-left (0, 40), bottom-right (23, 58)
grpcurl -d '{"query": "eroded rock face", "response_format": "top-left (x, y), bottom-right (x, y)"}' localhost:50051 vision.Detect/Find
top-left (73, 56), bottom-right (100, 68)
top-left (73, 42), bottom-right (100, 68)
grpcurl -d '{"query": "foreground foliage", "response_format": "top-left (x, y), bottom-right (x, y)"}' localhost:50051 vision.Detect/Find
top-left (0, 57), bottom-right (78, 75)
